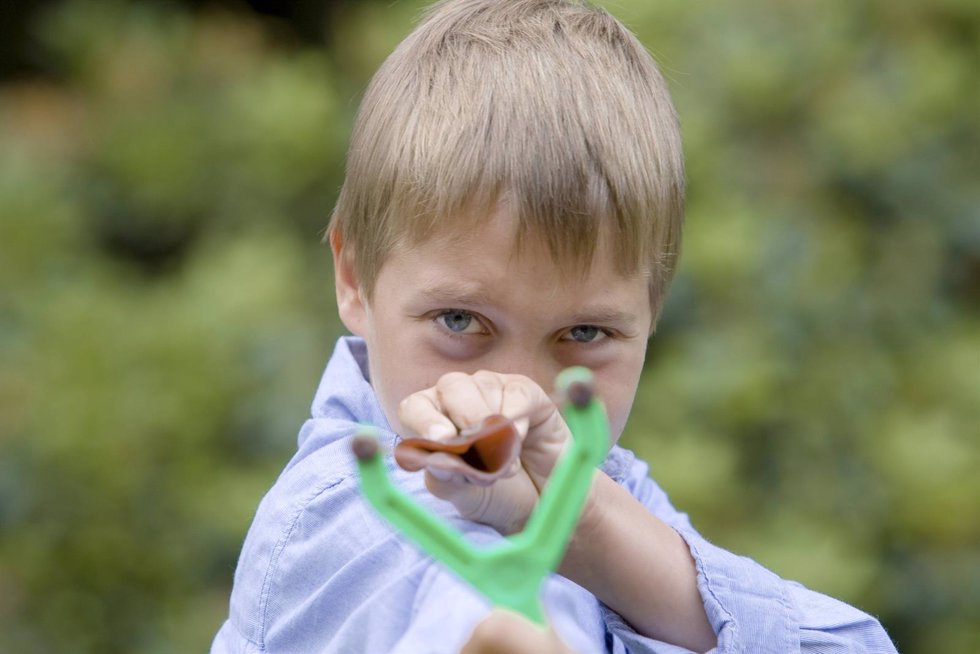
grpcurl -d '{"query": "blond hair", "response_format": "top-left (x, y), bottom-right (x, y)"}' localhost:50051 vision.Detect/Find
top-left (328, 0), bottom-right (684, 318)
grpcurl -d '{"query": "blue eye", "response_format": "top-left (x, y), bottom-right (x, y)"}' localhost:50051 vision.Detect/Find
top-left (437, 310), bottom-right (476, 333)
top-left (567, 325), bottom-right (606, 343)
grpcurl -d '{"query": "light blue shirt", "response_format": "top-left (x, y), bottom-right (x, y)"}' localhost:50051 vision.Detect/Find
top-left (212, 337), bottom-right (897, 653)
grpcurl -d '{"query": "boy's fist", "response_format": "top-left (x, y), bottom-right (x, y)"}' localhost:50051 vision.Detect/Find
top-left (460, 610), bottom-right (577, 654)
top-left (397, 371), bottom-right (571, 534)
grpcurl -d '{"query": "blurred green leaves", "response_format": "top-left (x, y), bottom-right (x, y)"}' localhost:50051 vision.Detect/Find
top-left (1, 2), bottom-right (346, 651)
top-left (616, 2), bottom-right (979, 651)
top-left (1, 0), bottom-right (977, 652)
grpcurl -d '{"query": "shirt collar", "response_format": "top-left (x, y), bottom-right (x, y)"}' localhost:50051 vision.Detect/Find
top-left (303, 336), bottom-right (390, 437)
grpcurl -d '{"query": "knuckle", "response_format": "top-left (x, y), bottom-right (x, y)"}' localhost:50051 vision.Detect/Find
top-left (437, 370), bottom-right (469, 388)
top-left (473, 370), bottom-right (502, 390)
top-left (504, 374), bottom-right (539, 396)
top-left (503, 377), bottom-right (534, 398)
top-left (397, 394), bottom-right (421, 417)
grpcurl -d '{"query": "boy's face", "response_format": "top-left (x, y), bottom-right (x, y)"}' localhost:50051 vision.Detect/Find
top-left (334, 204), bottom-right (653, 443)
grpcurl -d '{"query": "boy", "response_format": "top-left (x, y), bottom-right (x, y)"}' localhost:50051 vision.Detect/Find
top-left (212, 0), bottom-right (898, 651)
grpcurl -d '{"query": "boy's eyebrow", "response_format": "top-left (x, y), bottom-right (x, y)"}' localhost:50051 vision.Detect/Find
top-left (565, 307), bottom-right (641, 327)
top-left (416, 284), bottom-right (497, 307)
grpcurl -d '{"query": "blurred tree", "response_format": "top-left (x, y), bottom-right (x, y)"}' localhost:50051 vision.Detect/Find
top-left (0, 0), bottom-right (360, 79)
top-left (0, 0), bottom-right (976, 652)
top-left (1, 2), bottom-right (349, 650)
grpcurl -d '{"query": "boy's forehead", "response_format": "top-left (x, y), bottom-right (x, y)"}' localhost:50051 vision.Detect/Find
top-left (391, 202), bottom-right (651, 287)
top-left (393, 198), bottom-right (587, 273)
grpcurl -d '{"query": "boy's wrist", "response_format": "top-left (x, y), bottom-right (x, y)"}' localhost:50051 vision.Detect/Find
top-left (557, 472), bottom-right (716, 651)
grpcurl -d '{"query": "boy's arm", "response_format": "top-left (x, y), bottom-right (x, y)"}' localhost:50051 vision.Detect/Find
top-left (560, 472), bottom-right (717, 652)
top-left (588, 454), bottom-right (900, 654)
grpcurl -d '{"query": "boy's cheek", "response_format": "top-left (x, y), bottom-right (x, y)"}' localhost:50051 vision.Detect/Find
top-left (593, 377), bottom-right (643, 445)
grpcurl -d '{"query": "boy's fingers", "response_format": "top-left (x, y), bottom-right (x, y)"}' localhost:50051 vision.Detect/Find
top-left (400, 372), bottom-right (557, 443)
top-left (398, 390), bottom-right (458, 440)
top-left (499, 378), bottom-right (535, 426)
top-left (434, 371), bottom-right (495, 431)
top-left (500, 377), bottom-right (562, 439)
top-left (426, 472), bottom-right (538, 531)
top-left (424, 470), bottom-right (485, 513)
top-left (472, 370), bottom-right (507, 416)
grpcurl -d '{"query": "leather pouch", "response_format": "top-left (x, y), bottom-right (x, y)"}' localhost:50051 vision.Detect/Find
top-left (394, 415), bottom-right (521, 486)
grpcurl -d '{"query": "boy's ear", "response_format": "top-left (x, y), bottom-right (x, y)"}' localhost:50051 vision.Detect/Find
top-left (330, 229), bottom-right (367, 337)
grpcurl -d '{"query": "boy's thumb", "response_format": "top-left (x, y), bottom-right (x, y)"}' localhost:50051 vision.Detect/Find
top-left (461, 609), bottom-right (575, 654)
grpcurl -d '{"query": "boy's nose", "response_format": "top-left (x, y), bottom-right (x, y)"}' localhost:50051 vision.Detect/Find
top-left (487, 348), bottom-right (561, 393)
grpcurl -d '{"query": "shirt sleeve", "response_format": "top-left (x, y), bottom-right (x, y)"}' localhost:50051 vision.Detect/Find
top-left (212, 452), bottom-right (489, 653)
top-left (609, 454), bottom-right (898, 654)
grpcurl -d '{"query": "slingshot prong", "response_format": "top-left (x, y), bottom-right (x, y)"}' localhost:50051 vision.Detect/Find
top-left (566, 380), bottom-right (593, 407)
top-left (353, 432), bottom-right (380, 461)
top-left (555, 366), bottom-right (595, 408)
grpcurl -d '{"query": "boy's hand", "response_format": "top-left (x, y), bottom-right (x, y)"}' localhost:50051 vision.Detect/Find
top-left (397, 371), bottom-right (571, 534)
top-left (460, 610), bottom-right (577, 654)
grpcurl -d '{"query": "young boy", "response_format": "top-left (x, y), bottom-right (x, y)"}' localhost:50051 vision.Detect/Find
top-left (212, 0), bottom-right (898, 652)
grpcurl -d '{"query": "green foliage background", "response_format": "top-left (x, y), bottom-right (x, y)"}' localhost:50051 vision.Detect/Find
top-left (0, 1), bottom-right (976, 651)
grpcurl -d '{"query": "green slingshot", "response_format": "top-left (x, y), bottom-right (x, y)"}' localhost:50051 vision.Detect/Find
top-left (352, 367), bottom-right (608, 626)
